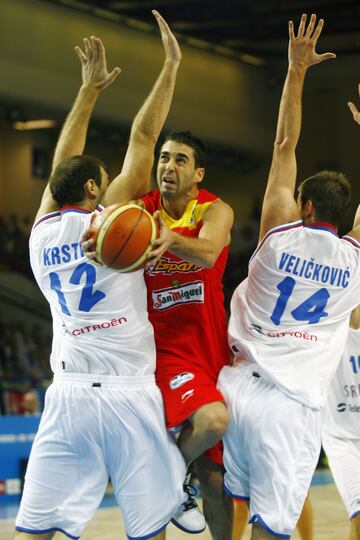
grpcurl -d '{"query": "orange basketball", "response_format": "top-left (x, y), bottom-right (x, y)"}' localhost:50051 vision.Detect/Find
top-left (89, 203), bottom-right (157, 272)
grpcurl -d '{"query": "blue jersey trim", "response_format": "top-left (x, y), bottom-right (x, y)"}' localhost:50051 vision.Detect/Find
top-left (250, 221), bottom-right (303, 262)
top-left (127, 521), bottom-right (168, 540)
top-left (305, 223), bottom-right (338, 236)
top-left (224, 484), bottom-right (250, 502)
top-left (249, 514), bottom-right (290, 538)
top-left (32, 211), bottom-right (61, 230)
top-left (16, 526), bottom-right (79, 539)
top-left (60, 206), bottom-right (91, 215)
top-left (350, 509), bottom-right (360, 520)
top-left (342, 235), bottom-right (360, 249)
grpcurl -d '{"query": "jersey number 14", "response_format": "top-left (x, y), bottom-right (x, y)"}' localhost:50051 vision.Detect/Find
top-left (270, 276), bottom-right (330, 326)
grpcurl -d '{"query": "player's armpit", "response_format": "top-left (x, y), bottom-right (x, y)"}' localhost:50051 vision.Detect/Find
top-left (259, 149), bottom-right (300, 240)
top-left (35, 185), bottom-right (58, 221)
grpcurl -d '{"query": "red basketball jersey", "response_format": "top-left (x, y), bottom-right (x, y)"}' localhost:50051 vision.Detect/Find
top-left (142, 189), bottom-right (231, 377)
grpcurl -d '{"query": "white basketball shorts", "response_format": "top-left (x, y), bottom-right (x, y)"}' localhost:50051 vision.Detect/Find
top-left (15, 373), bottom-right (186, 539)
top-left (322, 431), bottom-right (360, 520)
top-left (218, 362), bottom-right (321, 538)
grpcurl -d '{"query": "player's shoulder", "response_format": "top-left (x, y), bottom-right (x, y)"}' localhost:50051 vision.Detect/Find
top-left (341, 233), bottom-right (360, 251)
top-left (197, 190), bottom-right (233, 219)
top-left (251, 220), bottom-right (303, 259)
top-left (197, 189), bottom-right (220, 204)
top-left (141, 189), bottom-right (161, 213)
top-left (31, 209), bottom-right (62, 237)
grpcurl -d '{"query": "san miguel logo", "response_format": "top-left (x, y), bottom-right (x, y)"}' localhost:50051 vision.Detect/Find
top-left (146, 256), bottom-right (201, 275)
top-left (152, 281), bottom-right (204, 310)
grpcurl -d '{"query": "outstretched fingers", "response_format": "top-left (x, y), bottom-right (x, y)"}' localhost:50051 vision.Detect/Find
top-left (75, 45), bottom-right (87, 64)
top-left (104, 66), bottom-right (122, 87)
top-left (288, 20), bottom-right (295, 42)
top-left (348, 101), bottom-right (360, 127)
top-left (305, 13), bottom-right (317, 38)
top-left (318, 51), bottom-right (336, 62)
top-left (152, 9), bottom-right (170, 34)
top-left (152, 9), bottom-right (181, 62)
top-left (311, 17), bottom-right (324, 42)
top-left (90, 35), bottom-right (99, 64)
top-left (83, 37), bottom-right (92, 60)
top-left (296, 13), bottom-right (307, 38)
top-left (348, 101), bottom-right (358, 116)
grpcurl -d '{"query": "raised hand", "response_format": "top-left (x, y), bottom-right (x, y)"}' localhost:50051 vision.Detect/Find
top-left (348, 84), bottom-right (360, 126)
top-left (75, 36), bottom-right (121, 91)
top-left (152, 10), bottom-right (181, 64)
top-left (288, 14), bottom-right (336, 70)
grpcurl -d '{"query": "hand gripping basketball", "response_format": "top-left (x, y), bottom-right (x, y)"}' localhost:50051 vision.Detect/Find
top-left (87, 203), bottom-right (158, 272)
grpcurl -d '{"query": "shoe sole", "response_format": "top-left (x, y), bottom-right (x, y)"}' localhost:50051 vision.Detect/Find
top-left (170, 518), bottom-right (206, 534)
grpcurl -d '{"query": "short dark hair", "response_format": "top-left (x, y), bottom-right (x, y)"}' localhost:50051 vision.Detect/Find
top-left (49, 155), bottom-right (105, 207)
top-left (298, 170), bottom-right (351, 227)
top-left (163, 130), bottom-right (207, 168)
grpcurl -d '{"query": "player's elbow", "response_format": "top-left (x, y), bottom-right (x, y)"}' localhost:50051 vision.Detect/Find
top-left (273, 138), bottom-right (295, 155)
top-left (200, 251), bottom-right (218, 268)
top-left (130, 124), bottom-right (158, 146)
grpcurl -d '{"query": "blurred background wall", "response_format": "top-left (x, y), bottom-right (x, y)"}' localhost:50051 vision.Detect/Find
top-left (1, 0), bottom-right (358, 222)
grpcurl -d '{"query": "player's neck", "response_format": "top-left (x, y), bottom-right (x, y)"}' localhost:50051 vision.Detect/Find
top-left (162, 187), bottom-right (199, 220)
top-left (72, 199), bottom-right (97, 212)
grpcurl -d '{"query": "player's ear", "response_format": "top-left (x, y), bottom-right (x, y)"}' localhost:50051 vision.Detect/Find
top-left (84, 179), bottom-right (98, 199)
top-left (302, 199), bottom-right (315, 220)
top-left (195, 167), bottom-right (205, 184)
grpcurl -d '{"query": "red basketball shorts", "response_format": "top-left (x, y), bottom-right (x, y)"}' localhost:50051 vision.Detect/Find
top-left (156, 366), bottom-right (225, 465)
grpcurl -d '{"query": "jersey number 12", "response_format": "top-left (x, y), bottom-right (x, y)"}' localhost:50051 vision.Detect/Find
top-left (49, 262), bottom-right (105, 315)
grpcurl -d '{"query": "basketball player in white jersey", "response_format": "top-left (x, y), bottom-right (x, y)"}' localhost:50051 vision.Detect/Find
top-left (218, 13), bottom-right (360, 539)
top-left (322, 305), bottom-right (360, 540)
top-left (13, 12), bottom-right (187, 540)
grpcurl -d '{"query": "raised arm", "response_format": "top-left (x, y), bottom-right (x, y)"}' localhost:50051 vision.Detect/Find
top-left (346, 85), bottom-right (360, 238)
top-left (102, 10), bottom-right (181, 206)
top-left (35, 36), bottom-right (120, 221)
top-left (259, 14), bottom-right (335, 240)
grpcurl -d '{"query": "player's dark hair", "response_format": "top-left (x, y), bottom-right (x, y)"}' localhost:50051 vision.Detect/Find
top-left (298, 170), bottom-right (351, 227)
top-left (163, 130), bottom-right (207, 168)
top-left (49, 155), bottom-right (105, 207)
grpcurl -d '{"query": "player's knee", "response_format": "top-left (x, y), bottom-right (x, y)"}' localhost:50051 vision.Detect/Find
top-left (201, 405), bottom-right (229, 441)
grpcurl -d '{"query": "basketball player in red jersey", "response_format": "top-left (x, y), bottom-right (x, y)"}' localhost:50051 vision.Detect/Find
top-left (86, 130), bottom-right (234, 538)
top-left (80, 35), bottom-right (233, 540)
top-left (141, 130), bottom-right (234, 540)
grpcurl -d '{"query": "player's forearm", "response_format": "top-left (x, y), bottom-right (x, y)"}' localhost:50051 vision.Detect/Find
top-left (353, 204), bottom-right (360, 229)
top-left (168, 232), bottom-right (217, 268)
top-left (52, 85), bottom-right (100, 172)
top-left (274, 65), bottom-right (306, 151)
top-left (129, 59), bottom-right (180, 145)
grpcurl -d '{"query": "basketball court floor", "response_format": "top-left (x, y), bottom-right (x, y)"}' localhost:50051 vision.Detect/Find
top-left (0, 470), bottom-right (351, 539)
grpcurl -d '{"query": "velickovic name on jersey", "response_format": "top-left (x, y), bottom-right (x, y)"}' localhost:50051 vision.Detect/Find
top-left (146, 256), bottom-right (201, 275)
top-left (43, 242), bottom-right (84, 266)
top-left (152, 281), bottom-right (204, 310)
top-left (279, 252), bottom-right (350, 288)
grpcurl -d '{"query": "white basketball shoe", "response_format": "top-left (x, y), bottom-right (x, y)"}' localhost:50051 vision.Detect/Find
top-left (171, 475), bottom-right (206, 534)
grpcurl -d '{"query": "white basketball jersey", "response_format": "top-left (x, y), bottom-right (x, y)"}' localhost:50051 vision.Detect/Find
top-left (322, 327), bottom-right (360, 438)
top-left (229, 221), bottom-right (360, 408)
top-left (30, 207), bottom-right (156, 376)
